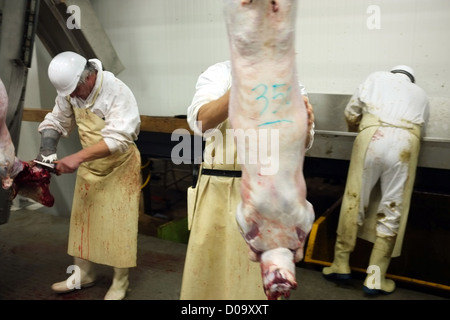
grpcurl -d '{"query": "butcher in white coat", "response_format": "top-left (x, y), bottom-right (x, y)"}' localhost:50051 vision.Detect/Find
top-left (323, 65), bottom-right (429, 295)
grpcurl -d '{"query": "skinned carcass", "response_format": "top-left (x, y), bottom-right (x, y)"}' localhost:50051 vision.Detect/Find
top-left (0, 78), bottom-right (54, 207)
top-left (223, 0), bottom-right (315, 300)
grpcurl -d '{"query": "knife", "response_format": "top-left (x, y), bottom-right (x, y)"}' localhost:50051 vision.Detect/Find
top-left (33, 160), bottom-right (56, 171)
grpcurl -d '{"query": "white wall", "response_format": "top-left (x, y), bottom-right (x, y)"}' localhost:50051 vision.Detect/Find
top-left (89, 0), bottom-right (450, 116)
top-left (90, 0), bottom-right (229, 116)
top-left (19, 0), bottom-right (450, 215)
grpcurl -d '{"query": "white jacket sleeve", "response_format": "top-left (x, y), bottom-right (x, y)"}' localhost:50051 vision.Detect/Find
top-left (186, 61), bottom-right (232, 136)
top-left (38, 96), bottom-right (77, 137)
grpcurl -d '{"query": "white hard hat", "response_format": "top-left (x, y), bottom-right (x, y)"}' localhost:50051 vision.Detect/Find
top-left (390, 65), bottom-right (415, 83)
top-left (48, 51), bottom-right (87, 96)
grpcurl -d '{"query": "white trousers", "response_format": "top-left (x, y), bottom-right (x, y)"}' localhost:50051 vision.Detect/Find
top-left (359, 127), bottom-right (414, 237)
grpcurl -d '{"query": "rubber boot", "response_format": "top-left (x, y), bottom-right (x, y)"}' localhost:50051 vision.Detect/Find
top-left (104, 268), bottom-right (129, 300)
top-left (322, 236), bottom-right (352, 280)
top-left (363, 236), bottom-right (396, 295)
top-left (322, 181), bottom-right (360, 281)
top-left (51, 257), bottom-right (96, 293)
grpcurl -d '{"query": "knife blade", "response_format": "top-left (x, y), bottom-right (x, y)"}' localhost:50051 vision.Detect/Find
top-left (33, 160), bottom-right (56, 170)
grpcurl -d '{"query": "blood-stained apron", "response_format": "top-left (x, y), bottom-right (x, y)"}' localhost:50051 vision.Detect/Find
top-left (181, 120), bottom-right (266, 300)
top-left (339, 113), bottom-right (421, 257)
top-left (67, 107), bottom-right (141, 268)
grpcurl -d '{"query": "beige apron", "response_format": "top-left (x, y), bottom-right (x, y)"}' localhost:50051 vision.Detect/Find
top-left (67, 107), bottom-right (141, 268)
top-left (338, 113), bottom-right (421, 257)
top-left (181, 120), bottom-right (266, 300)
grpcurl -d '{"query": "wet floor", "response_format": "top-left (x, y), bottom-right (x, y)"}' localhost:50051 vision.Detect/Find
top-left (0, 159), bottom-right (448, 301)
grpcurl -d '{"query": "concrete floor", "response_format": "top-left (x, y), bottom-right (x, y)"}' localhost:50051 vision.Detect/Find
top-left (0, 160), bottom-right (448, 301)
top-left (0, 201), bottom-right (447, 301)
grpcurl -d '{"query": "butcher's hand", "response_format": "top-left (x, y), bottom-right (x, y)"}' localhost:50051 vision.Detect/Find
top-left (303, 96), bottom-right (315, 150)
top-left (55, 140), bottom-right (111, 174)
top-left (35, 129), bottom-right (61, 164)
top-left (54, 153), bottom-right (82, 174)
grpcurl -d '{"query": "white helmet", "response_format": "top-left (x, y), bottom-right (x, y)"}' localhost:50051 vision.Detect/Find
top-left (48, 51), bottom-right (87, 96)
top-left (390, 65), bottom-right (415, 83)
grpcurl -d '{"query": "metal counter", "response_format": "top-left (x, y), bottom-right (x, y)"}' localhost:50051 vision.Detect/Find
top-left (306, 93), bottom-right (450, 170)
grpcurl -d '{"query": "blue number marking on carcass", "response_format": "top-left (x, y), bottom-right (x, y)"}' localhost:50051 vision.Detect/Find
top-left (272, 84), bottom-right (292, 114)
top-left (252, 83), bottom-right (292, 126)
top-left (258, 119), bottom-right (294, 127)
top-left (252, 84), bottom-right (270, 115)
top-left (272, 83), bottom-right (286, 105)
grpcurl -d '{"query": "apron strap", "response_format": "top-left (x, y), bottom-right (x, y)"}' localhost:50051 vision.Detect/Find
top-left (359, 113), bottom-right (421, 140)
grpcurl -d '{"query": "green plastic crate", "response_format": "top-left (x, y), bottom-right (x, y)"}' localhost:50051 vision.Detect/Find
top-left (157, 217), bottom-right (190, 244)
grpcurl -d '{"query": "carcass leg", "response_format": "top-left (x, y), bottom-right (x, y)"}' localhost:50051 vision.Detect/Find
top-left (260, 248), bottom-right (297, 300)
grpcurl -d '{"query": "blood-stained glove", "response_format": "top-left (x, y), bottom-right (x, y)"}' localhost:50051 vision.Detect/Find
top-left (35, 128), bottom-right (61, 164)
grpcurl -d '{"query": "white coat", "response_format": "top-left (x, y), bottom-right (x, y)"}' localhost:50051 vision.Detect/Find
top-left (343, 70), bottom-right (429, 256)
top-left (182, 60), bottom-right (311, 299)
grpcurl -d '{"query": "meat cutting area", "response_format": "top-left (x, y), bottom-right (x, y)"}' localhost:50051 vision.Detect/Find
top-left (0, 0), bottom-right (449, 305)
